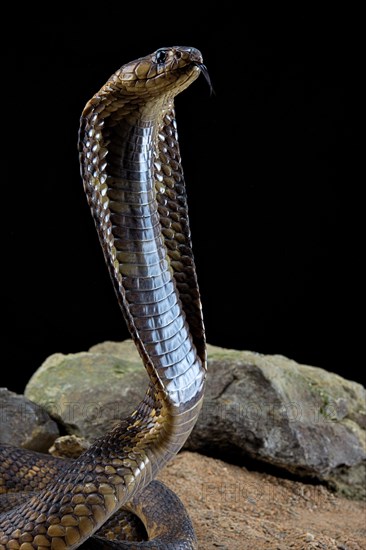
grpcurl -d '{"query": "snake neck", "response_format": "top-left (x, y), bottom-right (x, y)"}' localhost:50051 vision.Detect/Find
top-left (80, 96), bottom-right (206, 410)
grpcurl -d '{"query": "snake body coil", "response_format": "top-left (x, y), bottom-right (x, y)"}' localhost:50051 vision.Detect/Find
top-left (0, 47), bottom-right (207, 549)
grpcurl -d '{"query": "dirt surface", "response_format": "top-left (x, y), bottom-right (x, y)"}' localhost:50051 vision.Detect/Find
top-left (157, 451), bottom-right (366, 550)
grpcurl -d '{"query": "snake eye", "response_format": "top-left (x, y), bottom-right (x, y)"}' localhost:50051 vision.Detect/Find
top-left (156, 50), bottom-right (167, 64)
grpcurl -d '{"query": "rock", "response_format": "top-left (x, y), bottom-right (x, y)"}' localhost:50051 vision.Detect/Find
top-left (24, 340), bottom-right (366, 499)
top-left (49, 434), bottom-right (90, 458)
top-left (24, 345), bottom-right (147, 441)
top-left (89, 339), bottom-right (140, 360)
top-left (186, 344), bottom-right (366, 500)
top-left (0, 387), bottom-right (59, 452)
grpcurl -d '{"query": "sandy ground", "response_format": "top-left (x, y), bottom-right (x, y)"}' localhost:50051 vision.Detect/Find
top-left (158, 451), bottom-right (366, 550)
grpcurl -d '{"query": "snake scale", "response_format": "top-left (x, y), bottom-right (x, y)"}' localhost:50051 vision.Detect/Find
top-left (0, 46), bottom-right (208, 549)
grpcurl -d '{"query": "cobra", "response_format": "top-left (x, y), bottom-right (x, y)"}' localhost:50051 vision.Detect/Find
top-left (0, 46), bottom-right (207, 549)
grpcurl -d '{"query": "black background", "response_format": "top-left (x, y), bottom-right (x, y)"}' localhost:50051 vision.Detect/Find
top-left (2, 6), bottom-right (362, 392)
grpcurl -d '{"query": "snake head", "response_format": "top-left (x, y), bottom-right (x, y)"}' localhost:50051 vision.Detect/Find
top-left (82, 47), bottom-right (211, 117)
top-left (110, 46), bottom-right (208, 96)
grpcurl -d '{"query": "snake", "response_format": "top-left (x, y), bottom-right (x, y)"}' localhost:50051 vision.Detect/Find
top-left (0, 46), bottom-right (208, 549)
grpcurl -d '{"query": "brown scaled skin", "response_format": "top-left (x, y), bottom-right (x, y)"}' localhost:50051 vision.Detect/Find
top-left (0, 46), bottom-right (207, 549)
